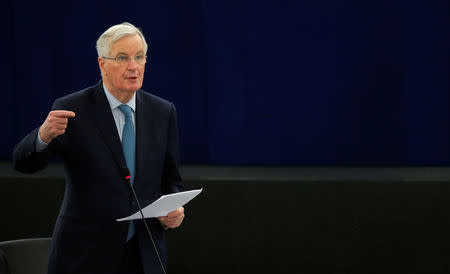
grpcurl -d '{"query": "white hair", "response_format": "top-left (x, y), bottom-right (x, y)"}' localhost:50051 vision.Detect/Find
top-left (96, 22), bottom-right (148, 57)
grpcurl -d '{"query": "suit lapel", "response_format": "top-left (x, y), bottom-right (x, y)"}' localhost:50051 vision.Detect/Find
top-left (135, 91), bottom-right (145, 187)
top-left (135, 90), bottom-right (154, 189)
top-left (89, 82), bottom-right (127, 172)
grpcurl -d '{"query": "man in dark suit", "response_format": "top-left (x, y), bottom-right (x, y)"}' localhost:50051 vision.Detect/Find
top-left (12, 22), bottom-right (184, 274)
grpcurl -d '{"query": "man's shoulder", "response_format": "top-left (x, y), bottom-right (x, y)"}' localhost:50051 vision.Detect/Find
top-left (138, 89), bottom-right (174, 109)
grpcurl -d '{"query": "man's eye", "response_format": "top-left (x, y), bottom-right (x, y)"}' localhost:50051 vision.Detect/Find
top-left (117, 56), bottom-right (128, 62)
top-left (135, 55), bottom-right (143, 61)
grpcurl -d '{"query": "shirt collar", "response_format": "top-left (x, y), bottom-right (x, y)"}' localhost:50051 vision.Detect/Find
top-left (103, 83), bottom-right (136, 112)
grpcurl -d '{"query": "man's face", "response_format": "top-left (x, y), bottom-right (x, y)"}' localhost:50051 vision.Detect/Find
top-left (99, 34), bottom-right (146, 97)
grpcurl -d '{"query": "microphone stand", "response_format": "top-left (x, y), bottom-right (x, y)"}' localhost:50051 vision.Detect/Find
top-left (122, 168), bottom-right (167, 274)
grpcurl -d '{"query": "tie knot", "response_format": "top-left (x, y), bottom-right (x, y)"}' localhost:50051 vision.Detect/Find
top-left (118, 104), bottom-right (133, 118)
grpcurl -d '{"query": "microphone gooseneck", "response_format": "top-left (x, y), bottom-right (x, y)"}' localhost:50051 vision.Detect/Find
top-left (122, 167), bottom-right (167, 274)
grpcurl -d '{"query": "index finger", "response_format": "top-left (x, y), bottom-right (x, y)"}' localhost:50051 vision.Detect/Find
top-left (51, 110), bottom-right (76, 118)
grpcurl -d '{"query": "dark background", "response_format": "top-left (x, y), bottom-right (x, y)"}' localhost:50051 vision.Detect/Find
top-left (3, 0), bottom-right (450, 165)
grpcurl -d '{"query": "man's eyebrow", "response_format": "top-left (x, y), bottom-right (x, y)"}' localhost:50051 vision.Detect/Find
top-left (115, 51), bottom-right (145, 56)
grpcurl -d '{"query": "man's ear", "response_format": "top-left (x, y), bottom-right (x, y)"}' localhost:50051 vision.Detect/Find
top-left (98, 57), bottom-right (105, 71)
top-left (98, 57), bottom-right (107, 77)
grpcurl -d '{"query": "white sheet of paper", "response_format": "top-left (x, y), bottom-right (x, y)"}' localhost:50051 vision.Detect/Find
top-left (116, 189), bottom-right (202, 222)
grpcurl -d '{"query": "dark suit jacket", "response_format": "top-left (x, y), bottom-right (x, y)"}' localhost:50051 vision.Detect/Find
top-left (12, 81), bottom-right (183, 274)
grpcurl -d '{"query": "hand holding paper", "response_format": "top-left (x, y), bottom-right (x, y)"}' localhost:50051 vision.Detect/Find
top-left (159, 207), bottom-right (185, 228)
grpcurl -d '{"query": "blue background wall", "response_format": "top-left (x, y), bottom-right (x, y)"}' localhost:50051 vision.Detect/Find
top-left (3, 0), bottom-right (450, 165)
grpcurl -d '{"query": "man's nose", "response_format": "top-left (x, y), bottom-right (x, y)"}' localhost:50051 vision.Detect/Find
top-left (126, 58), bottom-right (139, 70)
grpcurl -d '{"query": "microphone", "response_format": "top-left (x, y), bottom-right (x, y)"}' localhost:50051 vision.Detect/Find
top-left (121, 167), bottom-right (167, 274)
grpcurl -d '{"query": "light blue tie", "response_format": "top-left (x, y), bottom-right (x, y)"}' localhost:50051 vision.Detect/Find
top-left (118, 104), bottom-right (136, 241)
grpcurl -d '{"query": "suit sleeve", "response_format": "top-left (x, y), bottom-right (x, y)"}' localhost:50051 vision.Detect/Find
top-left (162, 103), bottom-right (184, 194)
top-left (12, 127), bottom-right (50, 173)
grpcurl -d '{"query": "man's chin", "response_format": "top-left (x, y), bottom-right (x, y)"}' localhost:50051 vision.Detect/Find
top-left (123, 83), bottom-right (141, 92)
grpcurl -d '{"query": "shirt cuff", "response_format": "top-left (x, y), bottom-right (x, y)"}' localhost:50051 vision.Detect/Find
top-left (35, 130), bottom-right (49, 152)
top-left (161, 223), bottom-right (170, 231)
